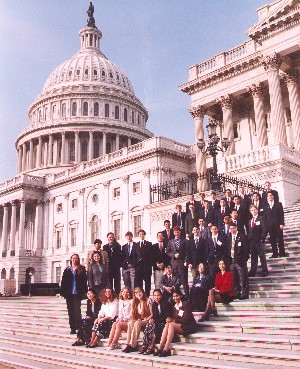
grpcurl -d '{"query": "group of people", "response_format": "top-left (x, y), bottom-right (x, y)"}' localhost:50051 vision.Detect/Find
top-left (60, 180), bottom-right (285, 353)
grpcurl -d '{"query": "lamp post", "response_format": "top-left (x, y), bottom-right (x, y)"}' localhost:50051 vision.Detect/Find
top-left (28, 271), bottom-right (33, 297)
top-left (197, 121), bottom-right (230, 190)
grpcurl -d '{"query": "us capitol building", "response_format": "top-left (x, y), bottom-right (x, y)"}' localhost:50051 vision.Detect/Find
top-left (1, 0), bottom-right (300, 292)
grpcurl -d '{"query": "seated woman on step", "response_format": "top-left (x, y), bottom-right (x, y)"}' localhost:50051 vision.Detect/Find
top-left (198, 259), bottom-right (234, 322)
top-left (154, 289), bottom-right (198, 357)
top-left (106, 287), bottom-right (132, 350)
top-left (72, 288), bottom-right (101, 346)
top-left (189, 263), bottom-right (213, 312)
top-left (87, 287), bottom-right (118, 348)
top-left (138, 288), bottom-right (172, 355)
top-left (122, 287), bottom-right (152, 353)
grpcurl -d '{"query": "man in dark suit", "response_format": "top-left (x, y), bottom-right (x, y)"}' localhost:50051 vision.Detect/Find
top-left (209, 191), bottom-right (220, 211)
top-left (161, 220), bottom-right (174, 241)
top-left (227, 224), bottom-right (250, 299)
top-left (246, 183), bottom-right (255, 202)
top-left (121, 231), bottom-right (136, 291)
top-left (198, 218), bottom-right (210, 240)
top-left (219, 215), bottom-right (232, 241)
top-left (206, 225), bottom-right (228, 280)
top-left (238, 186), bottom-right (251, 210)
top-left (152, 231), bottom-right (170, 289)
top-left (172, 204), bottom-right (186, 238)
top-left (132, 229), bottom-right (152, 296)
top-left (186, 194), bottom-right (201, 213)
top-left (215, 199), bottom-right (231, 228)
top-left (167, 226), bottom-right (189, 299)
top-left (199, 200), bottom-right (215, 227)
top-left (186, 226), bottom-right (206, 278)
top-left (263, 192), bottom-right (285, 258)
top-left (161, 264), bottom-right (181, 303)
top-left (232, 195), bottom-right (247, 232)
top-left (225, 189), bottom-right (233, 209)
top-left (261, 181), bottom-right (279, 206)
top-left (185, 203), bottom-right (199, 239)
top-left (103, 232), bottom-right (122, 294)
top-left (248, 205), bottom-right (268, 277)
top-left (251, 192), bottom-right (264, 216)
top-left (230, 210), bottom-right (246, 235)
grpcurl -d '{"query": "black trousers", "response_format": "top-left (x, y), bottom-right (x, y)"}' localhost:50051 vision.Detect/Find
top-left (268, 225), bottom-right (285, 257)
top-left (177, 265), bottom-right (189, 299)
top-left (66, 294), bottom-right (82, 331)
top-left (134, 267), bottom-right (152, 297)
top-left (108, 267), bottom-right (121, 295)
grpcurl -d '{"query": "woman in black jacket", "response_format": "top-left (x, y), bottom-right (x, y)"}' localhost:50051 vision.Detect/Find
top-left (72, 288), bottom-right (101, 346)
top-left (139, 289), bottom-right (172, 355)
top-left (60, 254), bottom-right (87, 334)
top-left (87, 251), bottom-right (109, 297)
top-left (189, 263), bottom-right (212, 311)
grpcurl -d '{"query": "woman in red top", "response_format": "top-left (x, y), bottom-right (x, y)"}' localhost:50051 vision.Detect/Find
top-left (198, 259), bottom-right (234, 322)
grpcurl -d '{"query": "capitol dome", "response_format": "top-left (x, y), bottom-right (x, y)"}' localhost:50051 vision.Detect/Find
top-left (15, 5), bottom-right (152, 175)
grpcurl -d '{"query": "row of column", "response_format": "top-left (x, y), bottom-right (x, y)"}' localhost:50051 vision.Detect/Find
top-left (190, 53), bottom-right (300, 189)
top-left (17, 131), bottom-right (134, 174)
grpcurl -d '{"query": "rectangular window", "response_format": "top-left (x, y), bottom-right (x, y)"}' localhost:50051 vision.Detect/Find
top-left (113, 219), bottom-right (121, 241)
top-left (70, 228), bottom-right (76, 247)
top-left (56, 230), bottom-right (62, 249)
top-left (133, 215), bottom-right (142, 237)
top-left (113, 187), bottom-right (120, 198)
top-left (57, 203), bottom-right (63, 213)
top-left (132, 181), bottom-right (141, 194)
top-left (71, 199), bottom-right (78, 209)
top-left (55, 267), bottom-right (61, 284)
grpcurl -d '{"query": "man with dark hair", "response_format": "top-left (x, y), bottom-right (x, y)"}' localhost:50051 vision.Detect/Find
top-left (261, 181), bottom-right (279, 206)
top-left (167, 226), bottom-right (189, 299)
top-left (185, 203), bottom-right (199, 239)
top-left (199, 200), bottom-right (215, 227)
top-left (238, 186), bottom-right (251, 210)
top-left (152, 231), bottom-right (170, 289)
top-left (172, 204), bottom-right (186, 238)
top-left (206, 225), bottom-right (227, 280)
top-left (86, 239), bottom-right (109, 270)
top-left (225, 189), bottom-right (233, 209)
top-left (161, 220), bottom-right (174, 241)
top-left (219, 215), bottom-right (232, 240)
top-left (209, 191), bottom-right (220, 210)
top-left (161, 264), bottom-right (181, 303)
top-left (186, 194), bottom-right (201, 213)
top-left (215, 199), bottom-right (231, 228)
top-left (103, 232), bottom-right (122, 294)
top-left (251, 192), bottom-right (264, 215)
top-left (132, 229), bottom-right (152, 296)
top-left (264, 192), bottom-right (285, 258)
top-left (232, 195), bottom-right (247, 234)
top-left (121, 231), bottom-right (136, 291)
top-left (186, 226), bottom-right (206, 278)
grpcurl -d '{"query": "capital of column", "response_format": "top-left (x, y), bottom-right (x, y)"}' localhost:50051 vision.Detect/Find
top-left (79, 188), bottom-right (85, 195)
top-left (103, 180), bottom-right (111, 188)
top-left (49, 197), bottom-right (56, 204)
top-left (188, 105), bottom-right (206, 119)
top-left (122, 175), bottom-right (130, 183)
top-left (63, 193), bottom-right (70, 200)
top-left (262, 53), bottom-right (282, 71)
top-left (19, 198), bottom-right (27, 204)
top-left (216, 94), bottom-right (236, 110)
top-left (2, 203), bottom-right (9, 210)
top-left (142, 169), bottom-right (151, 178)
top-left (246, 82), bottom-right (265, 98)
top-left (208, 116), bottom-right (222, 126)
top-left (10, 200), bottom-right (17, 206)
top-left (280, 69), bottom-right (299, 87)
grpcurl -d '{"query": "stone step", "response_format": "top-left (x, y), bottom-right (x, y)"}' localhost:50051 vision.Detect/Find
top-left (0, 317), bottom-right (68, 333)
top-left (249, 282), bottom-right (300, 291)
top-left (215, 298), bottom-right (300, 311)
top-left (0, 335), bottom-right (289, 369)
top-left (0, 355), bottom-right (65, 369)
top-left (249, 290), bottom-right (300, 298)
top-left (249, 275), bottom-right (300, 284)
top-left (207, 311), bottom-right (300, 323)
top-left (266, 267), bottom-right (299, 276)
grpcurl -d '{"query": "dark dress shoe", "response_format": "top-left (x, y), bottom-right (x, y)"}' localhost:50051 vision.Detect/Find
top-left (153, 349), bottom-right (162, 356)
top-left (270, 254), bottom-right (279, 258)
top-left (211, 309), bottom-right (218, 317)
top-left (261, 272), bottom-right (268, 277)
top-left (72, 341), bottom-right (85, 346)
top-left (198, 313), bottom-right (209, 322)
top-left (248, 272), bottom-right (256, 277)
top-left (122, 345), bottom-right (134, 353)
top-left (159, 349), bottom-right (171, 357)
top-left (70, 329), bottom-right (76, 334)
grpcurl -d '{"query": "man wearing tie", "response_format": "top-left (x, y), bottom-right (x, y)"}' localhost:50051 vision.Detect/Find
top-left (200, 200), bottom-right (215, 227)
top-left (248, 206), bottom-right (268, 277)
top-left (225, 189), bottom-right (233, 209)
top-left (263, 192), bottom-right (285, 258)
top-left (121, 231), bottom-right (136, 291)
top-left (251, 192), bottom-right (264, 216)
top-left (161, 264), bottom-right (181, 303)
top-left (186, 226), bottom-right (206, 278)
top-left (161, 220), bottom-right (174, 241)
top-left (198, 218), bottom-right (210, 240)
top-left (261, 181), bottom-right (279, 206)
top-left (186, 194), bottom-right (201, 213)
top-left (152, 232), bottom-right (170, 289)
top-left (167, 226), bottom-right (189, 299)
top-left (132, 229), bottom-right (152, 296)
top-left (215, 199), bottom-right (231, 228)
top-left (185, 203), bottom-right (199, 239)
top-left (103, 232), bottom-right (122, 294)
top-left (219, 215), bottom-right (232, 240)
top-left (171, 204), bottom-right (186, 238)
top-left (206, 225), bottom-right (227, 280)
top-left (209, 191), bottom-right (220, 211)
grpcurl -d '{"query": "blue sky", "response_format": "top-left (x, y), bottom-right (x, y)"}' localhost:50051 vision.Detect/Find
top-left (0, 0), bottom-right (268, 182)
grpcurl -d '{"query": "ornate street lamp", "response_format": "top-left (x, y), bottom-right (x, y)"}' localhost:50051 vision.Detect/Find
top-left (197, 121), bottom-right (230, 189)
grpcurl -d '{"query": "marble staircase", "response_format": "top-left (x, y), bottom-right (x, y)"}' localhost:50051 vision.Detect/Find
top-left (0, 205), bottom-right (299, 368)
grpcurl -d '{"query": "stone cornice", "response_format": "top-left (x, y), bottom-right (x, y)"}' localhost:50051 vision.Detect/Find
top-left (180, 53), bottom-right (262, 95)
top-left (0, 184), bottom-right (44, 199)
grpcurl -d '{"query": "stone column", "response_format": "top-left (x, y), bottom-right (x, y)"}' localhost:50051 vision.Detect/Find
top-left (17, 146), bottom-right (22, 174)
top-left (61, 132), bottom-right (66, 164)
top-left (142, 169), bottom-right (151, 204)
top-left (75, 131), bottom-right (80, 163)
top-left (18, 199), bottom-right (26, 255)
top-left (10, 201), bottom-right (17, 256)
top-left (33, 200), bottom-right (44, 256)
top-left (36, 136), bottom-right (42, 167)
top-left (29, 139), bottom-right (34, 169)
top-left (88, 131), bottom-right (94, 161)
top-left (103, 180), bottom-right (111, 233)
top-left (217, 94), bottom-right (236, 156)
top-left (22, 143), bottom-right (27, 172)
top-left (262, 53), bottom-right (287, 145)
top-left (1, 204), bottom-right (9, 256)
top-left (247, 83), bottom-right (268, 147)
top-left (102, 132), bottom-right (107, 155)
top-left (128, 137), bottom-right (132, 147)
top-left (122, 175), bottom-right (130, 231)
top-left (116, 134), bottom-right (120, 151)
top-left (282, 70), bottom-right (300, 151)
top-left (48, 134), bottom-right (53, 166)
top-left (189, 105), bottom-right (208, 191)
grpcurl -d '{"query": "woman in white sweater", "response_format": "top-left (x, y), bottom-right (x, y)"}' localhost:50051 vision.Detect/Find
top-left (87, 287), bottom-right (118, 348)
top-left (106, 287), bottom-right (132, 350)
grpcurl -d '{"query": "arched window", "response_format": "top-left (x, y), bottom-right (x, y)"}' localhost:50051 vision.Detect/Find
top-left (83, 102), bottom-right (88, 116)
top-left (69, 140), bottom-right (75, 162)
top-left (94, 140), bottom-right (100, 159)
top-left (72, 102), bottom-right (77, 116)
top-left (81, 140), bottom-right (88, 161)
top-left (52, 105), bottom-right (56, 119)
top-left (44, 107), bottom-right (48, 121)
top-left (115, 106), bottom-right (120, 120)
top-left (132, 111), bottom-right (135, 124)
top-left (105, 103), bottom-right (109, 118)
top-left (9, 267), bottom-right (15, 280)
top-left (1, 268), bottom-right (6, 279)
top-left (124, 108), bottom-right (128, 122)
top-left (94, 102), bottom-right (99, 116)
top-left (61, 103), bottom-right (66, 118)
top-left (91, 215), bottom-right (100, 243)
top-left (137, 114), bottom-right (140, 125)
top-left (38, 110), bottom-right (42, 122)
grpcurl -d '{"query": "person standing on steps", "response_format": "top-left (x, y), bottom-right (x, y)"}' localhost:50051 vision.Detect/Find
top-left (60, 253), bottom-right (87, 334)
top-left (103, 232), bottom-right (122, 294)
